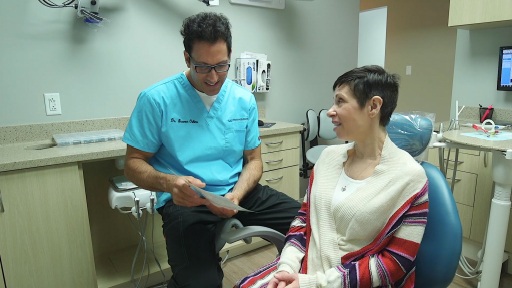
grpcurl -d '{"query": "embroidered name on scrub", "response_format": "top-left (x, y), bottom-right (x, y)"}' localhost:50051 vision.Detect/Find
top-left (228, 117), bottom-right (249, 122)
top-left (171, 118), bottom-right (199, 123)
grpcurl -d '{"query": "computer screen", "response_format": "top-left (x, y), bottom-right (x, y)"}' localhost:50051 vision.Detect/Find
top-left (497, 46), bottom-right (512, 91)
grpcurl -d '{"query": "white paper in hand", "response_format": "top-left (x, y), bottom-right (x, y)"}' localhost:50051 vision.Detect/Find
top-left (189, 184), bottom-right (254, 212)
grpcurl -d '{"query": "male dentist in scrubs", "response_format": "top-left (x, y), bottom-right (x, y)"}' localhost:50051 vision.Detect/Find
top-left (122, 12), bottom-right (301, 288)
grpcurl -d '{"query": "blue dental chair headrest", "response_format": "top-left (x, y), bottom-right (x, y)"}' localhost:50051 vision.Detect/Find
top-left (386, 112), bottom-right (434, 158)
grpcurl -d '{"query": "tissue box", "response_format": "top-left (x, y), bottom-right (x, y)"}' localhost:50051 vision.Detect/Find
top-left (257, 60), bottom-right (271, 92)
top-left (235, 58), bottom-right (257, 92)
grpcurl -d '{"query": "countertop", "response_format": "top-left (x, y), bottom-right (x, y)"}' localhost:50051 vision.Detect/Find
top-left (0, 120), bottom-right (303, 172)
top-left (442, 127), bottom-right (512, 152)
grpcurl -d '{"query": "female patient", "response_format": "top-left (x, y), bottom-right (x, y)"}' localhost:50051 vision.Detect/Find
top-left (236, 65), bottom-right (429, 288)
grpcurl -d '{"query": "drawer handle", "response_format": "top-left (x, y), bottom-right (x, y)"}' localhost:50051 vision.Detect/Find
top-left (264, 176), bottom-right (284, 183)
top-left (264, 140), bottom-right (284, 147)
top-left (446, 159), bottom-right (464, 165)
top-left (0, 190), bottom-right (4, 213)
top-left (265, 159), bottom-right (284, 164)
top-left (446, 178), bottom-right (461, 183)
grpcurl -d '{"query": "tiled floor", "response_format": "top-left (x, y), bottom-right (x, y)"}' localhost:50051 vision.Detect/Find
top-left (222, 244), bottom-right (512, 288)
top-left (450, 266), bottom-right (512, 288)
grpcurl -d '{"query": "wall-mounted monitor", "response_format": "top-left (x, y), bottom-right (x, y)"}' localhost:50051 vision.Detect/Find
top-left (497, 46), bottom-right (512, 91)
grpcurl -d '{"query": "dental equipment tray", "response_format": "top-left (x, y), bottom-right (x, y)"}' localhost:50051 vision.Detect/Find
top-left (52, 129), bottom-right (123, 146)
top-left (109, 175), bottom-right (138, 191)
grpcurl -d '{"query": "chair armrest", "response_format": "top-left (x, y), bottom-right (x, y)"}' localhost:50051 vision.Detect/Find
top-left (222, 226), bottom-right (286, 254)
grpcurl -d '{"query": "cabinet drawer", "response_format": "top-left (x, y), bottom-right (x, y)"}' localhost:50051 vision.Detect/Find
top-left (443, 149), bottom-right (481, 172)
top-left (262, 148), bottom-right (300, 172)
top-left (260, 133), bottom-right (300, 154)
top-left (446, 168), bottom-right (477, 207)
top-left (259, 166), bottom-right (300, 200)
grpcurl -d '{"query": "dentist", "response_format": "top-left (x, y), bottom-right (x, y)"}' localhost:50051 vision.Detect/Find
top-left (122, 12), bottom-right (300, 288)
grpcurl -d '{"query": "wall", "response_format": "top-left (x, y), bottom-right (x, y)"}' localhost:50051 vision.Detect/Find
top-left (451, 26), bottom-right (512, 119)
top-left (358, 7), bottom-right (387, 68)
top-left (0, 0), bottom-right (359, 127)
top-left (361, 0), bottom-right (457, 122)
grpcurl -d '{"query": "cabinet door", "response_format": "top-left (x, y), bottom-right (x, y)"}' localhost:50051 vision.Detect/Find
top-left (449, 0), bottom-right (512, 27)
top-left (426, 148), bottom-right (478, 238)
top-left (0, 164), bottom-right (96, 287)
top-left (456, 203), bottom-right (473, 239)
top-left (428, 148), bottom-right (495, 245)
top-left (0, 256), bottom-right (5, 288)
top-left (446, 168), bottom-right (477, 207)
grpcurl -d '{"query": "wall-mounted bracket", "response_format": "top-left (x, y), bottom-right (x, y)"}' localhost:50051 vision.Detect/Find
top-left (229, 0), bottom-right (285, 10)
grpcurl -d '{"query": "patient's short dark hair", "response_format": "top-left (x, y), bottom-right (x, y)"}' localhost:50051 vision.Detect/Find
top-left (333, 65), bottom-right (399, 126)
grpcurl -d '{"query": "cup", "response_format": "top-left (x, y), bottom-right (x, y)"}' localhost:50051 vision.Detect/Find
top-left (479, 107), bottom-right (494, 123)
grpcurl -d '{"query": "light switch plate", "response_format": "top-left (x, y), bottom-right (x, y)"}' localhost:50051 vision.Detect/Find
top-left (229, 0), bottom-right (285, 9)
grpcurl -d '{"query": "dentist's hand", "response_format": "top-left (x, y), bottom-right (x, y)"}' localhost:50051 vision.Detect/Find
top-left (168, 176), bottom-right (208, 207)
top-left (205, 192), bottom-right (239, 218)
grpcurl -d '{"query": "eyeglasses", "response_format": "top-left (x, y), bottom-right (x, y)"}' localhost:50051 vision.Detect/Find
top-left (189, 56), bottom-right (231, 74)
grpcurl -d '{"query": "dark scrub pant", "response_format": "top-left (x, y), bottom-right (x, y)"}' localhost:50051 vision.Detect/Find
top-left (157, 184), bottom-right (301, 288)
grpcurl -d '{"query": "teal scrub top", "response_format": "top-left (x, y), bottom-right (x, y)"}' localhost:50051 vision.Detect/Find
top-left (123, 73), bottom-right (261, 209)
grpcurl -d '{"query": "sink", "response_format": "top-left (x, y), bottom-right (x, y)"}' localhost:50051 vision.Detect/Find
top-left (25, 143), bottom-right (56, 150)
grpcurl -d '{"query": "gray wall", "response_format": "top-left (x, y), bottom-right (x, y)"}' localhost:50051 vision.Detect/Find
top-left (0, 0), bottom-right (359, 127)
top-left (451, 26), bottom-right (512, 118)
top-left (358, 7), bottom-right (386, 68)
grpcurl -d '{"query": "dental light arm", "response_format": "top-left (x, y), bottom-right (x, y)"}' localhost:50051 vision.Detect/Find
top-left (38, 0), bottom-right (104, 23)
top-left (39, 0), bottom-right (213, 24)
top-left (76, 0), bottom-right (103, 23)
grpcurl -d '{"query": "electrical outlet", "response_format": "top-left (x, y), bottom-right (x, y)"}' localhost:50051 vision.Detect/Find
top-left (44, 93), bottom-right (62, 116)
top-left (406, 65), bottom-right (412, 75)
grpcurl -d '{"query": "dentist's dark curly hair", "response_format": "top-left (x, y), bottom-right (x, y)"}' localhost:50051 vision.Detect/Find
top-left (181, 12), bottom-right (232, 57)
top-left (333, 65), bottom-right (399, 126)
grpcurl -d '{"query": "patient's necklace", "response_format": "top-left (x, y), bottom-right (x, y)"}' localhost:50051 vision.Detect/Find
top-left (342, 153), bottom-right (380, 192)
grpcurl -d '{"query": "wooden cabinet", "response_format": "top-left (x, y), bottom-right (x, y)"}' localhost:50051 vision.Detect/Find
top-left (0, 257), bottom-right (5, 288)
top-left (427, 148), bottom-right (498, 243)
top-left (259, 132), bottom-right (300, 200)
top-left (449, 0), bottom-right (512, 28)
top-left (0, 164), bottom-right (96, 287)
top-left (427, 148), bottom-right (493, 241)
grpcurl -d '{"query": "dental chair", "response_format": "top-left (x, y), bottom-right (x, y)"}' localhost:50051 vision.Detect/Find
top-left (300, 109), bottom-right (337, 178)
top-left (218, 112), bottom-right (463, 287)
top-left (300, 109), bottom-right (318, 178)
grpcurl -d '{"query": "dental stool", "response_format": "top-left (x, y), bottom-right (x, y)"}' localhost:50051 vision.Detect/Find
top-left (106, 171), bottom-right (278, 259)
top-left (215, 218), bottom-right (286, 255)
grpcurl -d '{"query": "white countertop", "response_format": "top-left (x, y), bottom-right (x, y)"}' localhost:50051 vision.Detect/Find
top-left (0, 120), bottom-right (303, 172)
top-left (442, 127), bottom-right (512, 152)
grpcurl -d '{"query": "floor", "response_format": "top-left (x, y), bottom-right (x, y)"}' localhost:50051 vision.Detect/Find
top-left (222, 244), bottom-right (512, 288)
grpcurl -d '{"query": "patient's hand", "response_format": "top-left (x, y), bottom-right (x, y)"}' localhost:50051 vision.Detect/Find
top-left (268, 271), bottom-right (299, 288)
